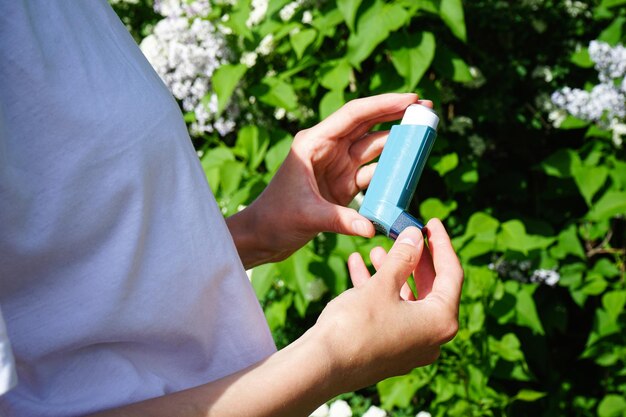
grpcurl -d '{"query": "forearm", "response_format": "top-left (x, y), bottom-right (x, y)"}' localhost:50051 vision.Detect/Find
top-left (91, 328), bottom-right (339, 417)
top-left (226, 204), bottom-right (290, 269)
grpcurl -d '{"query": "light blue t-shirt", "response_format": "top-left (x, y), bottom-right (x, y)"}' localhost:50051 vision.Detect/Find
top-left (0, 1), bottom-right (276, 416)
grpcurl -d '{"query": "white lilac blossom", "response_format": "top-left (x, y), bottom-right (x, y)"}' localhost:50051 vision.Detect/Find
top-left (415, 412), bottom-right (432, 417)
top-left (302, 10), bottom-right (313, 24)
top-left (154, 0), bottom-right (210, 18)
top-left (563, 0), bottom-right (591, 18)
top-left (246, 0), bottom-right (269, 27)
top-left (140, 2), bottom-right (237, 136)
top-left (489, 259), bottom-right (561, 287)
top-left (612, 122), bottom-right (626, 147)
top-left (530, 269), bottom-right (560, 286)
top-left (240, 51), bottom-right (258, 68)
top-left (551, 41), bottom-right (626, 140)
top-left (588, 40), bottom-right (626, 83)
top-left (362, 406), bottom-right (387, 417)
top-left (328, 400), bottom-right (352, 417)
top-left (257, 34), bottom-right (275, 56)
top-left (280, 0), bottom-right (304, 21)
top-left (310, 404), bottom-right (330, 417)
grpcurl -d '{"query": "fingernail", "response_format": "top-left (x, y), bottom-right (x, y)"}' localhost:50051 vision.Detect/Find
top-left (352, 220), bottom-right (368, 236)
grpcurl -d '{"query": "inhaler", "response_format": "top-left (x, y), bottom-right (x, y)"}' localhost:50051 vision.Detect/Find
top-left (359, 104), bottom-right (439, 239)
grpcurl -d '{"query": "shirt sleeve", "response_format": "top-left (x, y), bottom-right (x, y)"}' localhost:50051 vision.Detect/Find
top-left (0, 305), bottom-right (17, 396)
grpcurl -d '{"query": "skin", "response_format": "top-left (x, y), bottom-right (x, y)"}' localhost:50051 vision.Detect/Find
top-left (91, 93), bottom-right (464, 417)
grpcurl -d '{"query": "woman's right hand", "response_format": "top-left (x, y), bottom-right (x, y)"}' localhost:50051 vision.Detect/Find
top-left (312, 218), bottom-right (464, 392)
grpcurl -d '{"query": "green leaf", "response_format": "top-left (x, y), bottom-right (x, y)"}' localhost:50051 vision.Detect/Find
top-left (431, 152), bottom-right (459, 176)
top-left (497, 220), bottom-right (554, 254)
top-left (253, 77), bottom-right (299, 110)
top-left (559, 115), bottom-right (589, 129)
top-left (251, 263), bottom-right (278, 299)
top-left (377, 374), bottom-right (422, 409)
top-left (516, 286), bottom-right (545, 334)
top-left (219, 160), bottom-right (245, 195)
top-left (319, 59), bottom-right (353, 91)
top-left (420, 198), bottom-right (457, 221)
top-left (235, 125), bottom-right (270, 170)
top-left (587, 191), bottom-right (626, 221)
top-left (439, 0), bottom-right (467, 42)
top-left (573, 165), bottom-right (609, 206)
top-left (464, 266), bottom-right (497, 299)
top-left (290, 28), bottom-right (317, 59)
top-left (603, 291), bottom-right (626, 321)
top-left (598, 394), bottom-right (626, 417)
top-left (454, 212), bottom-right (499, 259)
top-left (378, 368), bottom-right (433, 409)
top-left (264, 293), bottom-right (293, 331)
top-left (550, 224), bottom-right (585, 260)
top-left (570, 48), bottom-right (594, 68)
top-left (592, 258), bottom-right (620, 278)
top-left (601, 0), bottom-right (626, 6)
top-left (609, 158), bottom-right (626, 189)
top-left (265, 136), bottom-right (292, 174)
top-left (432, 45), bottom-right (473, 82)
top-left (540, 149), bottom-right (581, 178)
top-left (212, 64), bottom-right (247, 115)
top-left (514, 389), bottom-right (547, 402)
top-left (489, 333), bottom-right (524, 362)
top-left (598, 16), bottom-right (625, 45)
top-left (277, 246), bottom-right (316, 315)
top-left (467, 302), bottom-right (485, 333)
top-left (201, 147), bottom-right (236, 191)
top-left (319, 89), bottom-right (345, 120)
top-left (389, 31), bottom-right (436, 91)
top-left (347, 1), bottom-right (408, 68)
top-left (337, 0), bottom-right (362, 32)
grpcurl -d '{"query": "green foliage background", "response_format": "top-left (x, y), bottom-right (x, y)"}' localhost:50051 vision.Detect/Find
top-left (113, 0), bottom-right (626, 415)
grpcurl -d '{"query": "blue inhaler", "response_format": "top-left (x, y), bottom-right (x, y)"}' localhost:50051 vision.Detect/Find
top-left (359, 104), bottom-right (439, 240)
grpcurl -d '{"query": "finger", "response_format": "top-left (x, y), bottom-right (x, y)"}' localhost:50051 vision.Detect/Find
top-left (369, 246), bottom-right (387, 271)
top-left (423, 219), bottom-right (464, 305)
top-left (314, 203), bottom-right (375, 238)
top-left (375, 226), bottom-right (424, 292)
top-left (355, 163), bottom-right (377, 190)
top-left (313, 93), bottom-right (419, 140)
top-left (418, 99), bottom-right (433, 108)
top-left (348, 252), bottom-right (371, 288)
top-left (413, 243), bottom-right (435, 300)
top-left (349, 131), bottom-right (388, 164)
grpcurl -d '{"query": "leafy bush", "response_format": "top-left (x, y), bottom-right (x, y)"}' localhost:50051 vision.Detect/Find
top-left (112, 0), bottom-right (626, 415)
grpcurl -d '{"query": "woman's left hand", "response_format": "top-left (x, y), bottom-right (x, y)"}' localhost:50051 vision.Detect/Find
top-left (227, 93), bottom-right (431, 268)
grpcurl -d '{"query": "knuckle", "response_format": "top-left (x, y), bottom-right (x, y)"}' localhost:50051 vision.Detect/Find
top-left (437, 316), bottom-right (459, 343)
top-left (294, 129), bottom-right (310, 143)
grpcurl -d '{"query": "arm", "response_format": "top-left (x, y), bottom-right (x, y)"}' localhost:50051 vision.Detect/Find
top-left (91, 220), bottom-right (463, 417)
top-left (226, 93), bottom-right (431, 269)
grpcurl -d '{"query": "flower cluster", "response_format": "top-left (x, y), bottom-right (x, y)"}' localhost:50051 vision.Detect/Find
top-left (489, 259), bottom-right (560, 287)
top-left (309, 400), bottom-right (431, 417)
top-left (551, 41), bottom-right (626, 145)
top-left (140, 0), bottom-right (237, 136)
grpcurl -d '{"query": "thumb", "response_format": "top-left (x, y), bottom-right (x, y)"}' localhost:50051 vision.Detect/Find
top-left (376, 227), bottom-right (424, 291)
top-left (316, 203), bottom-right (375, 238)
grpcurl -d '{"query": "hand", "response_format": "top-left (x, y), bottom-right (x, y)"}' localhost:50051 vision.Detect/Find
top-left (227, 93), bottom-right (432, 268)
top-left (312, 219), bottom-right (464, 391)
top-left (91, 221), bottom-right (461, 417)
